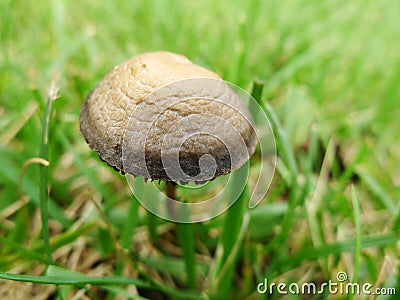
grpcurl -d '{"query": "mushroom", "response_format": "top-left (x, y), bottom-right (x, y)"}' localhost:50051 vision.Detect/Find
top-left (80, 51), bottom-right (257, 184)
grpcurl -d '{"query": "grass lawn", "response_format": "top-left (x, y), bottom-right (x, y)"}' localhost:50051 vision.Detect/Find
top-left (1, 0), bottom-right (399, 299)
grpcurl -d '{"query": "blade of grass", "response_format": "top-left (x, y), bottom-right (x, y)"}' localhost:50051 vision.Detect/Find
top-left (358, 171), bottom-right (397, 214)
top-left (211, 212), bottom-right (250, 295)
top-left (0, 271), bottom-right (205, 300)
top-left (262, 103), bottom-right (303, 253)
top-left (0, 271), bottom-right (150, 288)
top-left (121, 194), bottom-right (140, 250)
top-left (304, 137), bottom-right (336, 274)
top-left (250, 80), bottom-right (298, 180)
top-left (40, 83), bottom-right (58, 263)
top-left (350, 185), bottom-right (361, 300)
top-left (209, 165), bottom-right (248, 297)
top-left (249, 79), bottom-right (265, 114)
top-left (49, 222), bottom-right (97, 251)
top-left (263, 102), bottom-right (298, 182)
top-left (177, 222), bottom-right (196, 289)
top-left (169, 183), bottom-right (196, 289)
top-left (249, 80), bottom-right (304, 258)
top-left (47, 266), bottom-right (148, 300)
top-left (1, 222), bottom-right (97, 263)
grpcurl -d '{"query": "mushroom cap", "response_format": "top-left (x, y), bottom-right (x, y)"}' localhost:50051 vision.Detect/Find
top-left (80, 51), bottom-right (257, 182)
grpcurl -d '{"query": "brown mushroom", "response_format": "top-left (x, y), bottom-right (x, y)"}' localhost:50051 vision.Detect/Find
top-left (80, 51), bottom-right (256, 183)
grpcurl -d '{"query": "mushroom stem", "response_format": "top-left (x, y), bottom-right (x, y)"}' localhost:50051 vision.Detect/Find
top-left (165, 181), bottom-right (178, 221)
top-left (165, 181), bottom-right (176, 200)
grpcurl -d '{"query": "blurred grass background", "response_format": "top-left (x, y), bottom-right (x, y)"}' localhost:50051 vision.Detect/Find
top-left (1, 0), bottom-right (399, 299)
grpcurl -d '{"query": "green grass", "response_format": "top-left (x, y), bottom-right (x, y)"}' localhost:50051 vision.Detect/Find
top-left (1, 0), bottom-right (400, 299)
